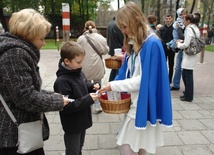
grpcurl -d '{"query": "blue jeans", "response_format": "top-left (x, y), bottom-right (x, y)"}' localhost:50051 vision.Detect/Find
top-left (172, 51), bottom-right (183, 88)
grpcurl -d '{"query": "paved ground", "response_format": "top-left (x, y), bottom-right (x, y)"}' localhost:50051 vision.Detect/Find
top-left (39, 49), bottom-right (214, 155)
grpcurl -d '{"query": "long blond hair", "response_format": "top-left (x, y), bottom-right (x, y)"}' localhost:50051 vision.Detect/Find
top-left (115, 1), bottom-right (149, 55)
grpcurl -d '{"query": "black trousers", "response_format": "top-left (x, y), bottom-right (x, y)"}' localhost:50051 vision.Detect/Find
top-left (164, 48), bottom-right (175, 84)
top-left (64, 130), bottom-right (86, 155)
top-left (0, 147), bottom-right (45, 155)
top-left (182, 69), bottom-right (194, 100)
top-left (109, 69), bottom-right (119, 82)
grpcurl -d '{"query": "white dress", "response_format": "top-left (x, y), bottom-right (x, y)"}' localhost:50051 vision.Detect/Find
top-left (110, 52), bottom-right (164, 154)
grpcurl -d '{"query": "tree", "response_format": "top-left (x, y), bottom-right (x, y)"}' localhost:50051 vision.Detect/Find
top-left (200, 0), bottom-right (214, 28)
top-left (190, 0), bottom-right (196, 13)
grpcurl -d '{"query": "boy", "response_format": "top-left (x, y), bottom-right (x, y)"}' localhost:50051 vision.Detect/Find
top-left (54, 41), bottom-right (99, 155)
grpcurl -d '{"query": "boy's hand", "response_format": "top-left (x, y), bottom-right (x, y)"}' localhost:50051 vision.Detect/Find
top-left (93, 83), bottom-right (100, 91)
top-left (90, 93), bottom-right (98, 101)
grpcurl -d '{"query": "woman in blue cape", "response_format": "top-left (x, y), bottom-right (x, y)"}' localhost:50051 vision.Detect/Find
top-left (99, 2), bottom-right (172, 155)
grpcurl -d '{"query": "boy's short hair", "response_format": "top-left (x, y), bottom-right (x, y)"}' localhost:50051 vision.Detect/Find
top-left (60, 41), bottom-right (85, 61)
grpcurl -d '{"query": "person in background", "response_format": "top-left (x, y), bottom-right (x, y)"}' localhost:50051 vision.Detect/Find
top-left (77, 20), bottom-right (109, 113)
top-left (176, 13), bottom-right (201, 102)
top-left (99, 2), bottom-right (172, 155)
top-left (207, 27), bottom-right (213, 45)
top-left (212, 28), bottom-right (214, 44)
top-left (0, 23), bottom-right (5, 33)
top-left (170, 8), bottom-right (187, 91)
top-left (155, 24), bottom-right (163, 37)
top-left (166, 14), bottom-right (185, 52)
top-left (107, 17), bottom-right (124, 82)
top-left (147, 15), bottom-right (157, 30)
top-left (54, 41), bottom-right (99, 155)
top-left (160, 14), bottom-right (175, 84)
top-left (0, 8), bottom-right (69, 155)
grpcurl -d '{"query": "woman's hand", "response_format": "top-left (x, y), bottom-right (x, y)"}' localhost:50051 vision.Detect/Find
top-left (63, 96), bottom-right (70, 107)
top-left (176, 39), bottom-right (184, 45)
top-left (98, 83), bottom-right (112, 95)
top-left (112, 55), bottom-right (123, 61)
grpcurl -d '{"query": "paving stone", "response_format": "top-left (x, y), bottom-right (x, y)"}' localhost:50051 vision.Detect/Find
top-left (163, 132), bottom-right (183, 146)
top-left (201, 130), bottom-right (214, 143)
top-left (177, 119), bottom-right (207, 131)
top-left (178, 131), bottom-right (210, 145)
top-left (180, 145), bottom-right (213, 155)
top-left (179, 111), bottom-right (205, 119)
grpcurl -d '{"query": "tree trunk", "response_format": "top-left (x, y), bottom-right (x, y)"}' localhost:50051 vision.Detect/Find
top-left (175, 0), bottom-right (180, 18)
top-left (0, 7), bottom-right (8, 32)
top-left (190, 0), bottom-right (196, 13)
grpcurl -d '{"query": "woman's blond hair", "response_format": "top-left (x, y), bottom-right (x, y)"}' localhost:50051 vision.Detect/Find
top-left (115, 1), bottom-right (148, 55)
top-left (9, 8), bottom-right (51, 42)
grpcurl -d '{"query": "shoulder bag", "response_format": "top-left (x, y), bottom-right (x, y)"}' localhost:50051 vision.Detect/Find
top-left (184, 27), bottom-right (205, 55)
top-left (84, 34), bottom-right (103, 59)
top-left (0, 94), bottom-right (43, 154)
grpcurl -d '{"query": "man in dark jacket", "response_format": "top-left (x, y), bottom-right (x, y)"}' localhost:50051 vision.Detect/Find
top-left (107, 17), bottom-right (124, 81)
top-left (160, 14), bottom-right (175, 84)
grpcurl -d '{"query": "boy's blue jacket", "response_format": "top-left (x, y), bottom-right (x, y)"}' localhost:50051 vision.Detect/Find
top-left (115, 35), bottom-right (173, 129)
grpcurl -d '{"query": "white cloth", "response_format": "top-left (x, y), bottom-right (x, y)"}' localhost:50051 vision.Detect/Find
top-left (116, 116), bottom-right (164, 154)
top-left (110, 53), bottom-right (164, 153)
top-left (177, 24), bottom-right (200, 70)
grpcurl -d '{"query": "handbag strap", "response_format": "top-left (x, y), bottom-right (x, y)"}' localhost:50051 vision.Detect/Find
top-left (84, 34), bottom-right (102, 60)
top-left (0, 94), bottom-right (43, 125)
top-left (190, 27), bottom-right (197, 38)
top-left (0, 94), bottom-right (18, 125)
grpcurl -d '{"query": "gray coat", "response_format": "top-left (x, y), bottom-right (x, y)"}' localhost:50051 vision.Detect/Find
top-left (0, 33), bottom-right (64, 148)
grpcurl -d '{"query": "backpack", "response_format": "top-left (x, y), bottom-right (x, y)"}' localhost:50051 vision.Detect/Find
top-left (183, 27), bottom-right (205, 55)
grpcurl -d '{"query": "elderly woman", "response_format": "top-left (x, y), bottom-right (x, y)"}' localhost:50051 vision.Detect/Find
top-left (0, 9), bottom-right (69, 155)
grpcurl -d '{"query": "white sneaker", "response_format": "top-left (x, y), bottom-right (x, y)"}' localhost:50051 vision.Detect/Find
top-left (94, 107), bottom-right (102, 114)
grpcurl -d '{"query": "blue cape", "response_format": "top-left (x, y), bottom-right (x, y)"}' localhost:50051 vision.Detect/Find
top-left (115, 35), bottom-right (173, 129)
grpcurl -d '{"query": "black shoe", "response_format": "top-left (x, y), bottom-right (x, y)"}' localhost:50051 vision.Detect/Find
top-left (180, 98), bottom-right (192, 102)
top-left (170, 87), bottom-right (180, 91)
top-left (180, 95), bottom-right (185, 99)
top-left (175, 48), bottom-right (179, 53)
top-left (171, 48), bottom-right (177, 53)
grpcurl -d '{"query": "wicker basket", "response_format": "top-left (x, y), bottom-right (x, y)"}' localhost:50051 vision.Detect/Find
top-left (105, 57), bottom-right (122, 69)
top-left (99, 93), bottom-right (131, 114)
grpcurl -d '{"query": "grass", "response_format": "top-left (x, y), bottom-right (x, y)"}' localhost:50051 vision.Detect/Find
top-left (42, 39), bottom-right (62, 50)
top-left (42, 39), bottom-right (77, 50)
top-left (205, 45), bottom-right (214, 52)
top-left (43, 39), bottom-right (214, 52)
